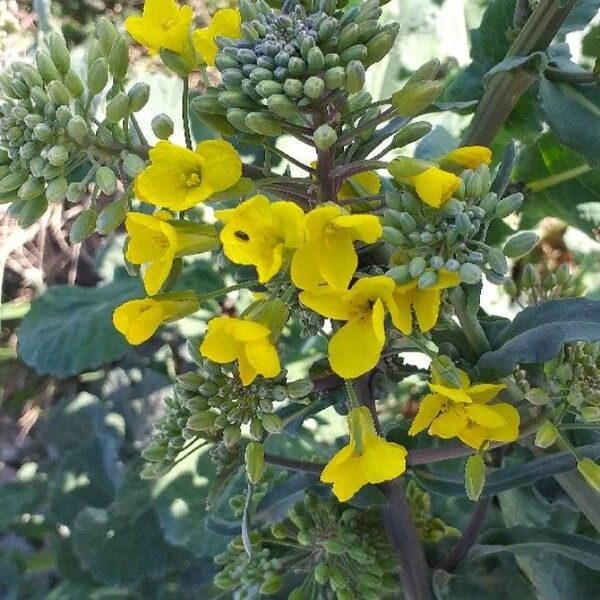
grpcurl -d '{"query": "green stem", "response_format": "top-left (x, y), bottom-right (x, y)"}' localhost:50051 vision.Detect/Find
top-left (344, 379), bottom-right (360, 409)
top-left (182, 77), bottom-right (193, 150)
top-left (198, 280), bottom-right (261, 302)
top-left (450, 286), bottom-right (491, 356)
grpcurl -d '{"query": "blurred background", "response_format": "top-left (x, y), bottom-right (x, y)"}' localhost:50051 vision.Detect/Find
top-left (0, 1), bottom-right (599, 598)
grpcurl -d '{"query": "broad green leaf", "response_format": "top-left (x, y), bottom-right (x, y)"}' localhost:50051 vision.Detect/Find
top-left (17, 260), bottom-right (223, 377)
top-left (476, 298), bottom-right (600, 378)
top-left (514, 132), bottom-right (600, 234)
top-left (0, 480), bottom-right (43, 532)
top-left (540, 78), bottom-right (600, 168)
top-left (561, 0), bottom-right (600, 34)
top-left (415, 125), bottom-right (458, 160)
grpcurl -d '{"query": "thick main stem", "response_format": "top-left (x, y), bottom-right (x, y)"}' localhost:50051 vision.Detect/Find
top-left (450, 286), bottom-right (491, 357)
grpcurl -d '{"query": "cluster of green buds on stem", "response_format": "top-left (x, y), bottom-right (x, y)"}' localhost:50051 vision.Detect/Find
top-left (0, 19), bottom-right (148, 235)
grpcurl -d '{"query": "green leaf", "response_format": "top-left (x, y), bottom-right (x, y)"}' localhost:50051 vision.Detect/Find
top-left (514, 132), bottom-right (600, 234)
top-left (561, 0), bottom-right (600, 34)
top-left (0, 480), bottom-right (43, 532)
top-left (468, 526), bottom-right (600, 571)
top-left (17, 261), bottom-right (223, 377)
top-left (476, 298), bottom-right (600, 378)
top-left (540, 78), bottom-right (600, 168)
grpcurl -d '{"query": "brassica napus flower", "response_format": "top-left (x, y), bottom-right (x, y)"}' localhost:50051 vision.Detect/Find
top-left (125, 0), bottom-right (193, 56)
top-left (409, 369), bottom-right (519, 449)
top-left (113, 291), bottom-right (199, 345)
top-left (392, 269), bottom-right (460, 334)
top-left (215, 195), bottom-right (305, 283)
top-left (200, 316), bottom-right (281, 385)
top-left (321, 406), bottom-right (407, 502)
top-left (337, 170), bottom-right (381, 200)
top-left (412, 167), bottom-right (461, 208)
top-left (291, 205), bottom-right (382, 291)
top-left (194, 9), bottom-right (242, 67)
top-left (300, 276), bottom-right (397, 378)
top-left (443, 146), bottom-right (492, 169)
top-left (134, 140), bottom-right (242, 211)
top-left (125, 211), bottom-right (219, 295)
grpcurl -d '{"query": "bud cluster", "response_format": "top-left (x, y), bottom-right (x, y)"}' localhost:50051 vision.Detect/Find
top-left (382, 165), bottom-right (533, 287)
top-left (194, 0), bottom-right (397, 136)
top-left (0, 19), bottom-right (147, 235)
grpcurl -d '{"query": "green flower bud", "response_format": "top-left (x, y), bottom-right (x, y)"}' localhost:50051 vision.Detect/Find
top-left (239, 0), bottom-right (257, 21)
top-left (267, 94), bottom-right (300, 119)
top-left (197, 112), bottom-right (238, 136)
top-left (487, 247), bottom-right (508, 275)
top-left (521, 263), bottom-right (540, 288)
top-left (338, 23), bottom-right (361, 51)
top-left (55, 105), bottom-right (73, 127)
top-left (47, 145), bottom-right (69, 167)
top-left (303, 76), bottom-right (325, 99)
top-left (48, 32), bottom-right (70, 73)
top-left (249, 67), bottom-right (274, 83)
top-left (190, 90), bottom-right (227, 115)
top-left (64, 70), bottom-right (85, 97)
top-left (30, 86), bottom-right (49, 106)
top-left (503, 231), bottom-right (539, 259)
top-left (128, 82), bottom-right (151, 112)
top-left (245, 111), bottom-right (282, 136)
top-left (67, 182), bottom-right (86, 203)
top-left (97, 196), bottom-right (128, 233)
top-left (87, 57), bottom-right (109, 95)
top-left (339, 44), bottom-right (368, 66)
top-left (386, 264), bottom-right (411, 284)
top-left (314, 562), bottom-right (329, 584)
top-left (245, 441), bottom-right (264, 484)
top-left (121, 155), bottom-right (144, 179)
top-left (478, 191), bottom-right (498, 215)
top-left (188, 410), bottom-right (217, 431)
top-left (323, 66), bottom-right (345, 90)
top-left (382, 225), bottom-right (405, 245)
top-left (287, 378), bottom-right (314, 399)
top-left (459, 262), bottom-right (482, 284)
top-left (392, 121), bottom-right (432, 148)
top-left (106, 93), bottom-right (130, 123)
top-left (392, 80), bottom-right (444, 117)
top-left (319, 16), bottom-right (337, 41)
top-left (159, 48), bottom-right (191, 77)
top-left (35, 50), bottom-right (60, 82)
top-left (260, 575), bottom-right (283, 595)
top-left (221, 68), bottom-right (244, 89)
top-left (96, 166), bottom-right (117, 195)
top-left (261, 413), bottom-right (283, 434)
top-left (494, 192), bottom-right (523, 218)
top-left (18, 64), bottom-right (43, 89)
top-left (358, 19), bottom-right (379, 42)
top-left (18, 177), bottom-right (45, 200)
top-left (407, 59), bottom-right (441, 85)
top-left (18, 195), bottom-right (48, 228)
top-left (313, 124), bottom-right (337, 150)
top-left (255, 79), bottom-right (284, 98)
top-left (70, 208), bottom-right (97, 243)
top-left (214, 53), bottom-right (239, 70)
top-left (465, 453), bottom-right (486, 501)
top-left (535, 421), bottom-right (558, 449)
top-left (219, 90), bottom-right (258, 109)
top-left (409, 256), bottom-right (427, 278)
top-left (307, 46), bottom-right (325, 73)
top-left (284, 78), bottom-right (304, 98)
top-left (288, 586), bottom-right (305, 599)
top-left (0, 171), bottom-right (28, 194)
top-left (45, 176), bottom-right (68, 203)
top-left (151, 113), bottom-right (174, 139)
top-left (141, 442), bottom-right (168, 462)
top-left (582, 407), bottom-right (600, 422)
top-left (226, 108), bottom-right (253, 132)
top-left (345, 60), bottom-right (365, 94)
top-left (577, 458), bottom-right (600, 493)
top-left (109, 36), bottom-right (130, 80)
top-left (365, 23), bottom-right (399, 66)
top-left (324, 52), bottom-right (340, 69)
top-left (66, 116), bottom-right (89, 144)
top-left (388, 156), bottom-right (431, 180)
top-left (96, 16), bottom-right (117, 54)
top-left (418, 270), bottom-right (438, 289)
top-left (455, 212), bottom-right (472, 235)
top-left (288, 57), bottom-right (306, 78)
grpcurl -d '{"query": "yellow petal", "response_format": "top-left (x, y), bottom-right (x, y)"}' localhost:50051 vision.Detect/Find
top-left (143, 255), bottom-right (174, 296)
top-left (329, 318), bottom-right (384, 379)
top-left (194, 8), bottom-right (241, 66)
top-left (290, 241), bottom-right (324, 290)
top-left (391, 285), bottom-right (416, 335)
top-left (486, 403), bottom-right (520, 442)
top-left (429, 408), bottom-right (468, 438)
top-left (434, 268), bottom-right (461, 290)
top-left (333, 214), bottom-right (383, 244)
top-left (200, 316), bottom-right (240, 363)
top-left (412, 287), bottom-right (442, 332)
top-left (304, 205), bottom-right (342, 239)
top-left (337, 170), bottom-right (381, 199)
top-left (298, 287), bottom-right (351, 321)
top-left (113, 299), bottom-right (164, 345)
top-left (444, 146), bottom-right (492, 169)
top-left (237, 350), bottom-right (258, 386)
top-left (232, 319), bottom-right (270, 342)
top-left (409, 393), bottom-right (444, 436)
top-left (468, 383), bottom-right (505, 404)
top-left (345, 275), bottom-right (395, 305)
top-left (320, 232), bottom-right (357, 291)
top-left (196, 139), bottom-right (242, 194)
top-left (244, 338), bottom-right (281, 380)
top-left (320, 444), bottom-right (355, 484)
top-left (359, 435), bottom-right (407, 484)
top-left (270, 201), bottom-right (306, 248)
top-left (429, 383), bottom-right (472, 404)
top-left (413, 167), bottom-right (461, 208)
top-left (465, 404), bottom-right (507, 428)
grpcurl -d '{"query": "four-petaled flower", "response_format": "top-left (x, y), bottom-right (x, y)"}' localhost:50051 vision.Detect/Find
top-left (321, 406), bottom-right (408, 502)
top-left (291, 204), bottom-right (382, 291)
top-left (200, 316), bottom-right (281, 385)
top-left (443, 146), bottom-right (492, 169)
top-left (125, 211), bottom-right (219, 295)
top-left (134, 140), bottom-right (242, 211)
top-left (193, 8), bottom-right (242, 66)
top-left (300, 276), bottom-right (397, 378)
top-left (216, 195), bottom-right (305, 283)
top-left (392, 269), bottom-right (461, 335)
top-left (125, 0), bottom-right (193, 56)
top-left (412, 166), bottom-right (461, 208)
top-left (113, 291), bottom-right (199, 345)
top-left (409, 369), bottom-right (520, 449)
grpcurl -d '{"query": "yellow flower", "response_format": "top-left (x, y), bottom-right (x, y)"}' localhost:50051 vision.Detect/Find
top-left (125, 211), bottom-right (219, 295)
top-left (392, 269), bottom-right (460, 335)
top-left (300, 276), bottom-right (397, 378)
top-left (125, 0), bottom-right (193, 56)
top-left (321, 406), bottom-right (407, 502)
top-left (412, 167), bottom-right (461, 208)
top-left (443, 146), bottom-right (492, 169)
top-left (215, 195), bottom-right (305, 284)
top-left (291, 205), bottom-right (382, 291)
top-left (193, 8), bottom-right (242, 67)
top-left (113, 291), bottom-right (199, 345)
top-left (409, 369), bottom-right (520, 449)
top-left (134, 140), bottom-right (242, 211)
top-left (337, 170), bottom-right (381, 200)
top-left (200, 316), bottom-right (281, 385)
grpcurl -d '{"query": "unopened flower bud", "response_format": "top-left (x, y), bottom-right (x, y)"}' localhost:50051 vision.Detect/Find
top-left (245, 441), bottom-right (265, 484)
top-left (307, 46), bottom-right (325, 73)
top-left (18, 177), bottom-right (45, 200)
top-left (392, 121), bottom-right (432, 149)
top-left (109, 36), bottom-right (130, 80)
top-left (284, 78), bottom-right (304, 98)
top-left (267, 94), bottom-right (299, 119)
top-left (45, 176), bottom-right (68, 203)
top-left (64, 70), bottom-right (84, 97)
top-left (504, 231), bottom-right (539, 259)
top-left (96, 166), bottom-right (117, 195)
top-left (33, 123), bottom-right (53, 143)
top-left (388, 156), bottom-right (431, 180)
top-left (255, 79), bottom-right (284, 98)
top-left (287, 378), bottom-right (314, 399)
top-left (459, 262), bottom-right (482, 284)
top-left (386, 265), bottom-right (411, 284)
top-left (106, 93), bottom-right (130, 123)
top-left (55, 105), bottom-right (73, 127)
top-left (494, 192), bottom-right (523, 218)
top-left (159, 48), bottom-right (191, 77)
top-left (365, 23), bottom-right (399, 66)
top-left (582, 407), bottom-right (600, 422)
top-left (392, 80), bottom-right (444, 117)
top-left (87, 57), bottom-right (109, 95)
top-left (67, 182), bottom-right (86, 203)
top-left (35, 50), bottom-right (60, 82)
top-left (487, 247), bottom-right (508, 275)
top-left (66, 116), bottom-right (89, 144)
top-left (18, 196), bottom-right (48, 228)
top-left (151, 113), bottom-right (174, 139)
top-left (187, 410), bottom-right (217, 431)
top-left (245, 111), bottom-right (282, 136)
top-left (96, 16), bottom-right (117, 56)
top-left (340, 44), bottom-right (368, 65)
top-left (314, 124), bottom-right (337, 150)
top-left (260, 575), bottom-right (283, 595)
top-left (418, 270), bottom-right (438, 289)
top-left (409, 256), bottom-right (427, 278)
top-left (382, 226), bottom-right (405, 245)
top-left (48, 32), bottom-right (70, 73)
top-left (303, 75), bottom-right (325, 99)
top-left (577, 458), bottom-right (600, 493)
top-left (465, 453), bottom-right (486, 501)
top-left (535, 421), bottom-right (558, 449)
top-left (47, 145), bottom-right (69, 167)
top-left (345, 60), bottom-right (365, 94)
top-left (70, 208), bottom-right (97, 243)
top-left (525, 387), bottom-right (549, 406)
top-left (128, 82), bottom-right (150, 112)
